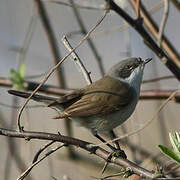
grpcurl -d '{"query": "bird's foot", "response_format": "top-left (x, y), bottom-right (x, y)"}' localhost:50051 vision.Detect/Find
top-left (111, 148), bottom-right (127, 159)
top-left (101, 148), bottom-right (127, 174)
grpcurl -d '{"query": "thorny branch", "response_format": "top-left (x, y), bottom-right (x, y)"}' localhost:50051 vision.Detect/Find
top-left (0, 128), bottom-right (158, 179)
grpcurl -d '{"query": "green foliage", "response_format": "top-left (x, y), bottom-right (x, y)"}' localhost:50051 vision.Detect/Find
top-left (9, 61), bottom-right (26, 90)
top-left (159, 132), bottom-right (180, 164)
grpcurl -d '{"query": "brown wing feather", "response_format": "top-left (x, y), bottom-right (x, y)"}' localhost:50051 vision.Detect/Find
top-left (52, 76), bottom-right (133, 119)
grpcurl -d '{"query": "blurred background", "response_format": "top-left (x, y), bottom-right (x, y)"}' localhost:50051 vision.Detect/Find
top-left (0, 0), bottom-right (180, 179)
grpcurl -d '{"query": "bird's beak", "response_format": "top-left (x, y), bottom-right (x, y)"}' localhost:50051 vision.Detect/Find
top-left (144, 58), bottom-right (152, 64)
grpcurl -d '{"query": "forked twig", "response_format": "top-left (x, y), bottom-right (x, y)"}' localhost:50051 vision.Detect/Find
top-left (17, 144), bottom-right (65, 180)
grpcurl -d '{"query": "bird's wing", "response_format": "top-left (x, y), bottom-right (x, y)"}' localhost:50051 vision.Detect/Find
top-left (54, 76), bottom-right (134, 118)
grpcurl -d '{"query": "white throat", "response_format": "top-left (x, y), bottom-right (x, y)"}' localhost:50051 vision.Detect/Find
top-left (124, 65), bottom-right (144, 96)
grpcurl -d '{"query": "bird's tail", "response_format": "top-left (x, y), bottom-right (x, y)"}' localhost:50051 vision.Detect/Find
top-left (8, 90), bottom-right (57, 104)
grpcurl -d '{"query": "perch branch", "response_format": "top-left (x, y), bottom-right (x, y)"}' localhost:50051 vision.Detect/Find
top-left (0, 128), bottom-right (157, 179)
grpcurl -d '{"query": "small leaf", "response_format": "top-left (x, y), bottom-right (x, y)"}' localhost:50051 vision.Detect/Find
top-left (158, 145), bottom-right (180, 164)
top-left (169, 133), bottom-right (180, 153)
top-left (19, 61), bottom-right (26, 78)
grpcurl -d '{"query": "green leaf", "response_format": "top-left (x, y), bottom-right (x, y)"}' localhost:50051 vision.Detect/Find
top-left (9, 62), bottom-right (26, 90)
top-left (169, 133), bottom-right (180, 153)
top-left (19, 61), bottom-right (26, 78)
top-left (158, 145), bottom-right (180, 164)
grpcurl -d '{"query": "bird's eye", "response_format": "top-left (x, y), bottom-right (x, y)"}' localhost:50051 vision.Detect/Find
top-left (126, 65), bottom-right (132, 69)
top-left (138, 57), bottom-right (143, 63)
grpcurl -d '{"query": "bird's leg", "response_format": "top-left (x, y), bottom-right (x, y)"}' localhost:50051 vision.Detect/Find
top-left (93, 131), bottom-right (126, 174)
top-left (93, 133), bottom-right (116, 151)
top-left (109, 130), bottom-right (127, 159)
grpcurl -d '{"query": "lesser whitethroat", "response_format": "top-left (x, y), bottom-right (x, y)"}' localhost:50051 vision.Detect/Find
top-left (8, 57), bottom-right (152, 157)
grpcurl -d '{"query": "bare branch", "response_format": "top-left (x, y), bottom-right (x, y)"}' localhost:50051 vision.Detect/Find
top-left (32, 140), bottom-right (56, 163)
top-left (136, 0), bottom-right (141, 19)
top-left (170, 0), bottom-right (180, 12)
top-left (17, 143), bottom-right (65, 180)
top-left (0, 128), bottom-right (157, 179)
top-left (158, 0), bottom-right (169, 47)
top-left (62, 36), bottom-right (92, 85)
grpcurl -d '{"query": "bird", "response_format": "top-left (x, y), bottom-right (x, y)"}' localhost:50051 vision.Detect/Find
top-left (8, 57), bottom-right (152, 158)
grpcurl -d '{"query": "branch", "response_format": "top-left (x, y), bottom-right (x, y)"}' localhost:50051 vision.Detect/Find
top-left (62, 36), bottom-right (92, 85)
top-left (106, 0), bottom-right (180, 81)
top-left (2, 78), bottom-right (180, 101)
top-left (158, 0), bottom-right (169, 46)
top-left (129, 0), bottom-right (180, 71)
top-left (0, 128), bottom-right (157, 179)
top-left (135, 0), bottom-right (141, 19)
top-left (18, 143), bottom-right (65, 180)
top-left (170, 0), bottom-right (180, 12)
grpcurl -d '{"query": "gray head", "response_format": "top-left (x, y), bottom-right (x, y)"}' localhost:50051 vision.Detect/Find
top-left (107, 57), bottom-right (152, 80)
top-left (107, 57), bottom-right (152, 91)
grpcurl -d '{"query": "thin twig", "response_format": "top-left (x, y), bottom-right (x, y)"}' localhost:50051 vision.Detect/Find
top-left (32, 140), bottom-right (56, 163)
top-left (16, 10), bottom-right (108, 131)
top-left (95, 89), bottom-right (180, 147)
top-left (17, 143), bottom-right (65, 180)
top-left (136, 0), bottom-right (141, 19)
top-left (62, 36), bottom-right (92, 85)
top-left (170, 0), bottom-right (180, 12)
top-left (158, 0), bottom-right (169, 47)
